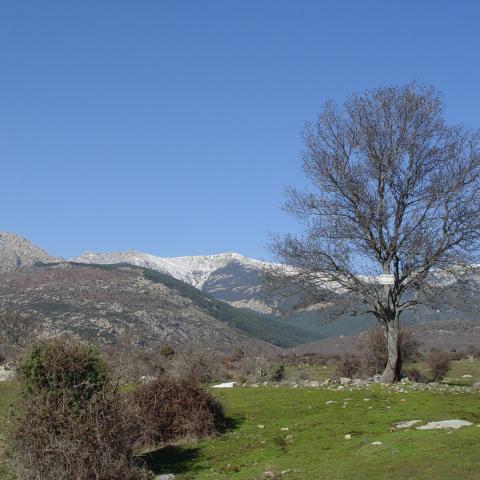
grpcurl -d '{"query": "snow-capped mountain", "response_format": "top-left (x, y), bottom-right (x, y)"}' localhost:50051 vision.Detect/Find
top-left (71, 250), bottom-right (267, 290)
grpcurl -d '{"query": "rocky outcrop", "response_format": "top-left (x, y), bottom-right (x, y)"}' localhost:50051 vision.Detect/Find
top-left (0, 232), bottom-right (61, 272)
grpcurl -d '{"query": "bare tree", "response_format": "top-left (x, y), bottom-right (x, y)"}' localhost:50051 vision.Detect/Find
top-left (271, 82), bottom-right (480, 382)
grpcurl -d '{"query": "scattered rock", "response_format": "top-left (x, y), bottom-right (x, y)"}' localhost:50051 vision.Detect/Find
top-left (154, 475), bottom-right (175, 480)
top-left (371, 441), bottom-right (382, 445)
top-left (416, 420), bottom-right (473, 430)
top-left (280, 427), bottom-right (289, 431)
top-left (260, 471), bottom-right (276, 479)
top-left (462, 374), bottom-right (473, 378)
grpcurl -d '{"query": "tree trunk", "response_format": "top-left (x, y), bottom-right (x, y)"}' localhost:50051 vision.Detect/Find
top-left (380, 316), bottom-right (401, 383)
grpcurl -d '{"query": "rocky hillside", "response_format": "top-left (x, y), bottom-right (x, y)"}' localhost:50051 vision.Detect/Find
top-left (0, 261), bottom-right (309, 354)
top-left (0, 232), bottom-right (61, 271)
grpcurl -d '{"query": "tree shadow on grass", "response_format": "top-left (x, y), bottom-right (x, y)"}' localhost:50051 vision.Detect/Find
top-left (140, 414), bottom-right (244, 475)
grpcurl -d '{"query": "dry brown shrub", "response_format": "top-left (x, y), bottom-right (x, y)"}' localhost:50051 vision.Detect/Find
top-left (355, 326), bottom-right (419, 377)
top-left (334, 355), bottom-right (362, 378)
top-left (426, 350), bottom-right (451, 382)
top-left (9, 390), bottom-right (146, 480)
top-left (402, 365), bottom-right (427, 382)
top-left (234, 357), bottom-right (285, 383)
top-left (134, 376), bottom-right (225, 448)
top-left (171, 347), bottom-right (226, 384)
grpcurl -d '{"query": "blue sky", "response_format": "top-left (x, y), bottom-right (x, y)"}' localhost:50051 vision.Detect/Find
top-left (1, 1), bottom-right (479, 260)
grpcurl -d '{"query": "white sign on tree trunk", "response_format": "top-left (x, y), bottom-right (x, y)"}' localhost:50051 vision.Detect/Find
top-left (377, 274), bottom-right (394, 285)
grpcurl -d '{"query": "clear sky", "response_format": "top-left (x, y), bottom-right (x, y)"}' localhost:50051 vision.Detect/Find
top-left (1, 1), bottom-right (479, 260)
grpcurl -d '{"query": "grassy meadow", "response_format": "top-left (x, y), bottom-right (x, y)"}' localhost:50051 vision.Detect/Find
top-left (1, 360), bottom-right (480, 479)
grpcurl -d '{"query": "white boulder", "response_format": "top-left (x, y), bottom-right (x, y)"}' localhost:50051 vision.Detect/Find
top-left (211, 382), bottom-right (236, 388)
top-left (416, 420), bottom-right (473, 430)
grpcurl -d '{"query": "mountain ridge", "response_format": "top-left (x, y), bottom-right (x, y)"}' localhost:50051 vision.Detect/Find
top-left (71, 250), bottom-right (268, 290)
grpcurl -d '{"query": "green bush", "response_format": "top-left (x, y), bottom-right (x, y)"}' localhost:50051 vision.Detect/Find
top-left (18, 339), bottom-right (109, 403)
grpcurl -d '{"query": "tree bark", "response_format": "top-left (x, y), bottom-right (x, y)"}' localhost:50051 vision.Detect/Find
top-left (380, 316), bottom-right (401, 383)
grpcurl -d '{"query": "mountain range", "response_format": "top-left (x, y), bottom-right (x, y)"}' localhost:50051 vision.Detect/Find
top-left (0, 233), bottom-right (314, 352)
top-left (0, 231), bottom-right (479, 354)
top-left (72, 250), bottom-right (276, 313)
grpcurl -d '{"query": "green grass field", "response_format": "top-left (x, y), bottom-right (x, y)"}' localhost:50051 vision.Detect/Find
top-left (0, 383), bottom-right (17, 480)
top-left (143, 387), bottom-right (480, 480)
top-left (1, 361), bottom-right (480, 479)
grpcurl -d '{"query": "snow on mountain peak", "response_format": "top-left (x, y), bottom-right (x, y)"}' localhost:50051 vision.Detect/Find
top-left (71, 250), bottom-right (265, 289)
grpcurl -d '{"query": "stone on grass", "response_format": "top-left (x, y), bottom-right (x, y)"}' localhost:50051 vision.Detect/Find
top-left (212, 382), bottom-right (236, 388)
top-left (371, 441), bottom-right (382, 445)
top-left (344, 434), bottom-right (351, 440)
top-left (260, 471), bottom-right (276, 479)
top-left (257, 424), bottom-right (265, 429)
top-left (0, 365), bottom-right (15, 382)
top-left (394, 420), bottom-right (422, 429)
top-left (416, 420), bottom-right (473, 430)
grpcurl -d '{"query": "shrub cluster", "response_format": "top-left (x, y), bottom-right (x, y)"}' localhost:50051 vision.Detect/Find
top-left (8, 339), bottom-right (225, 480)
top-left (9, 339), bottom-right (146, 480)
